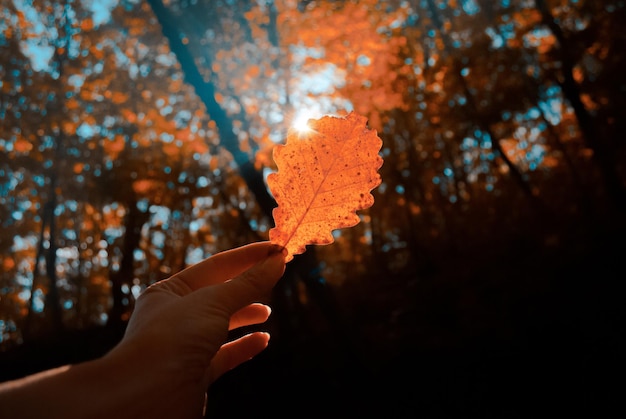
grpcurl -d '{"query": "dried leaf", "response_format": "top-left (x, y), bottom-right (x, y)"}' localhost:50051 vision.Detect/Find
top-left (268, 111), bottom-right (383, 262)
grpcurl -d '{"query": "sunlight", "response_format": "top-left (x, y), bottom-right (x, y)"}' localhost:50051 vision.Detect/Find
top-left (290, 105), bottom-right (327, 136)
top-left (292, 111), bottom-right (314, 133)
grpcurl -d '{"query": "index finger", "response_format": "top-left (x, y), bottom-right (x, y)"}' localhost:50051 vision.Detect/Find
top-left (174, 241), bottom-right (279, 291)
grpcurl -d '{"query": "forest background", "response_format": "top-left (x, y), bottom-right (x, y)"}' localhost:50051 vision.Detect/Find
top-left (0, 0), bottom-right (624, 417)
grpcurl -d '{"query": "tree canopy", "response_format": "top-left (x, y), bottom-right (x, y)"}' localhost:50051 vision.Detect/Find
top-left (0, 2), bottom-right (624, 414)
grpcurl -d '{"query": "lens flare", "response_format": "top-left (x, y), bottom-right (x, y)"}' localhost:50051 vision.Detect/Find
top-left (292, 112), bottom-right (313, 133)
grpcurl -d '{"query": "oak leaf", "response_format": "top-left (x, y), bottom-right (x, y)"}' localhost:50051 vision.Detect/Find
top-left (268, 111), bottom-right (383, 262)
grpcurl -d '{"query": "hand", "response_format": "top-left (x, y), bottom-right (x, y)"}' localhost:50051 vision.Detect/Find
top-left (108, 241), bottom-right (287, 416)
top-left (0, 241), bottom-right (287, 419)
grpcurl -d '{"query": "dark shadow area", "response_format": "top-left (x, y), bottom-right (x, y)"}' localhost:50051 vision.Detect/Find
top-left (205, 222), bottom-right (624, 418)
top-left (2, 221), bottom-right (622, 418)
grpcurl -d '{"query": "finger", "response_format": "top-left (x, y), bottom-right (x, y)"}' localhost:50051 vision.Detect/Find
top-left (208, 250), bottom-right (286, 315)
top-left (207, 332), bottom-right (270, 384)
top-left (175, 241), bottom-right (280, 291)
top-left (229, 303), bottom-right (271, 330)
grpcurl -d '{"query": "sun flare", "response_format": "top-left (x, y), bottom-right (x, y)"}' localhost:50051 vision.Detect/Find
top-left (292, 112), bottom-right (313, 133)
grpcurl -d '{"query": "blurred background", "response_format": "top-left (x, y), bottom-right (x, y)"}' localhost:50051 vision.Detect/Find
top-left (0, 0), bottom-right (624, 417)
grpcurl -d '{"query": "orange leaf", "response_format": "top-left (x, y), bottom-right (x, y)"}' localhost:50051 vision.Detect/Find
top-left (80, 18), bottom-right (94, 31)
top-left (13, 137), bottom-right (33, 153)
top-left (268, 111), bottom-right (383, 262)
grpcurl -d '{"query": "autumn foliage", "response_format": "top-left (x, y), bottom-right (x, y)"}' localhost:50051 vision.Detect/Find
top-left (0, 0), bottom-right (624, 367)
top-left (0, 1), bottom-right (624, 417)
top-left (268, 112), bottom-right (383, 262)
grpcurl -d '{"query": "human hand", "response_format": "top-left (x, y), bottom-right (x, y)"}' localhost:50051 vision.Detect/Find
top-left (107, 241), bottom-right (286, 417)
top-left (0, 242), bottom-right (286, 419)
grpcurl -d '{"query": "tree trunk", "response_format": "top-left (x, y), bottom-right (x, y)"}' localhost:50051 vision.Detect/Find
top-left (107, 198), bottom-right (149, 327)
top-left (24, 0), bottom-right (73, 339)
top-left (26, 170), bottom-right (65, 337)
top-left (24, 203), bottom-right (49, 339)
top-left (535, 0), bottom-right (626, 210)
top-left (43, 185), bottom-right (64, 333)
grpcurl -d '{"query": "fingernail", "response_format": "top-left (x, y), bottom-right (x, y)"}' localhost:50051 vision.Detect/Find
top-left (268, 244), bottom-right (287, 257)
top-left (260, 332), bottom-right (271, 346)
top-left (261, 249), bottom-right (287, 277)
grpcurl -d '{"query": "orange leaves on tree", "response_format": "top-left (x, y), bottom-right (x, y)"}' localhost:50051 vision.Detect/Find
top-left (80, 18), bottom-right (94, 31)
top-left (2, 257), bottom-right (15, 271)
top-left (13, 137), bottom-right (33, 153)
top-left (268, 112), bottom-right (383, 262)
top-left (104, 135), bottom-right (125, 159)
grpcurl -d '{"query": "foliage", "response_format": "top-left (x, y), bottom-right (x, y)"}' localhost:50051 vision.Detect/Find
top-left (0, 0), bottom-right (625, 351)
top-left (268, 112), bottom-right (382, 261)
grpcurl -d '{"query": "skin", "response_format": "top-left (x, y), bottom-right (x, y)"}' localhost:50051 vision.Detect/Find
top-left (0, 241), bottom-right (287, 419)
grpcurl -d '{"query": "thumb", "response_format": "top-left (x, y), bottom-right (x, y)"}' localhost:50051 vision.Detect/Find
top-left (210, 249), bottom-right (286, 315)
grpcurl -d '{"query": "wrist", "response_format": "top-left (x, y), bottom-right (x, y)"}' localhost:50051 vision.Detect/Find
top-left (0, 343), bottom-right (207, 419)
top-left (98, 340), bottom-right (207, 419)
